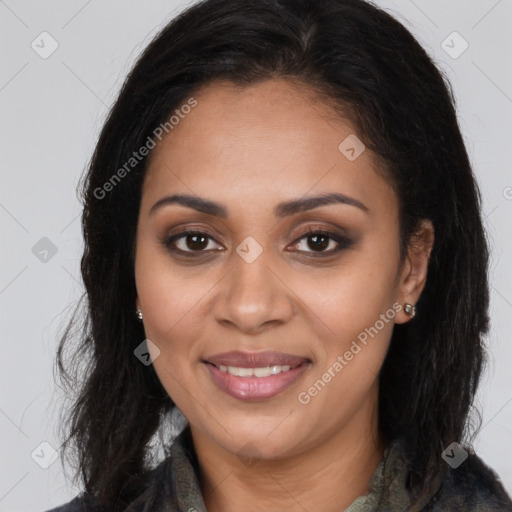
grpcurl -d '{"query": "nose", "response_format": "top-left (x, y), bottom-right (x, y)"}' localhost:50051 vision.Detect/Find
top-left (213, 250), bottom-right (294, 334)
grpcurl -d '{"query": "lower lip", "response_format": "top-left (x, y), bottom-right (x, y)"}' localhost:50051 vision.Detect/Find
top-left (204, 362), bottom-right (310, 401)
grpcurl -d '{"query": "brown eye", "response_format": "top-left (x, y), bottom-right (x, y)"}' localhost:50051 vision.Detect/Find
top-left (162, 230), bottom-right (222, 254)
top-left (305, 233), bottom-right (330, 252)
top-left (291, 229), bottom-right (352, 255)
top-left (183, 233), bottom-right (209, 251)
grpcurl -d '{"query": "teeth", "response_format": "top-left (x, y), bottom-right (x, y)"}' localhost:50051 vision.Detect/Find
top-left (218, 364), bottom-right (292, 377)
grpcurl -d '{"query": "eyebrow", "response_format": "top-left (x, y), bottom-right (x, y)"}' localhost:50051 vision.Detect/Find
top-left (149, 192), bottom-right (369, 218)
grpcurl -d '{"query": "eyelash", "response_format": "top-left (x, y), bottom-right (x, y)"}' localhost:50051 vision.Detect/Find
top-left (161, 227), bottom-right (352, 258)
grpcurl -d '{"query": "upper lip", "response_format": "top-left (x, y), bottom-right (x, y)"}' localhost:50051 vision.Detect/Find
top-left (204, 351), bottom-right (310, 369)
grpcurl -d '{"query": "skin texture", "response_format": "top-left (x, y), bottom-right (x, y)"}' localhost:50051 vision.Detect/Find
top-left (134, 78), bottom-right (434, 512)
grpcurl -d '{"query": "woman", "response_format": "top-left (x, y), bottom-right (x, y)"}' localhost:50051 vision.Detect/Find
top-left (48, 0), bottom-right (512, 510)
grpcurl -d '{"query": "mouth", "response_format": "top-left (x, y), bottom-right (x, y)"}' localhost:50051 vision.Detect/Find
top-left (204, 362), bottom-right (301, 377)
top-left (203, 350), bottom-right (310, 369)
top-left (202, 351), bottom-right (311, 401)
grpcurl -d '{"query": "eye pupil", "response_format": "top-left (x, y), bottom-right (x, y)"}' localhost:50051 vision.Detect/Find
top-left (308, 234), bottom-right (329, 251)
top-left (187, 234), bottom-right (208, 250)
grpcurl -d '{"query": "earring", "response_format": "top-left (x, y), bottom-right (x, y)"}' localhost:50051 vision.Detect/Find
top-left (136, 308), bottom-right (143, 320)
top-left (404, 303), bottom-right (416, 319)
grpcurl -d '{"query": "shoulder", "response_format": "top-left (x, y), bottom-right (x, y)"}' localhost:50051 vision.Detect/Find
top-left (427, 450), bottom-right (512, 511)
top-left (42, 430), bottom-right (193, 512)
top-left (43, 451), bottom-right (176, 512)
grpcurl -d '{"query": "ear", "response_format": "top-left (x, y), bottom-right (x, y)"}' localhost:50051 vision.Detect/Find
top-left (395, 219), bottom-right (434, 324)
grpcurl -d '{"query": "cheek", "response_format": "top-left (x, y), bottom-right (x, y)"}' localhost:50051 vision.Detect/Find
top-left (135, 236), bottom-right (205, 334)
top-left (136, 259), bottom-right (207, 406)
top-left (134, 241), bottom-right (229, 412)
top-left (296, 246), bottom-right (400, 339)
top-left (304, 273), bottom-right (396, 384)
top-left (292, 239), bottom-right (399, 397)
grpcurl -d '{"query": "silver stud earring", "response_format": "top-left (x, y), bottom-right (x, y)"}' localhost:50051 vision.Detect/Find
top-left (404, 303), bottom-right (416, 319)
top-left (136, 308), bottom-right (143, 320)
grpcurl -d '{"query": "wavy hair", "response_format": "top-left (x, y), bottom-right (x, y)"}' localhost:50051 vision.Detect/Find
top-left (56, 0), bottom-right (490, 508)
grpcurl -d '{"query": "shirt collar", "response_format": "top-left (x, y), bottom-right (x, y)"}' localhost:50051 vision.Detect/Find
top-left (127, 425), bottom-right (445, 512)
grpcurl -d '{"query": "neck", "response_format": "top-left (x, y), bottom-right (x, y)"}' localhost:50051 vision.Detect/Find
top-left (191, 398), bottom-right (385, 512)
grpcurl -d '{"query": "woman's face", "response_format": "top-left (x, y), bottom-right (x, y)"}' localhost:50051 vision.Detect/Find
top-left (135, 78), bottom-right (429, 461)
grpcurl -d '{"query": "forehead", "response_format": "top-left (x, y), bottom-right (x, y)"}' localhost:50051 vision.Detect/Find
top-left (142, 78), bottom-right (395, 219)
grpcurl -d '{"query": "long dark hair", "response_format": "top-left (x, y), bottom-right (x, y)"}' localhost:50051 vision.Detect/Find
top-left (56, 0), bottom-right (490, 508)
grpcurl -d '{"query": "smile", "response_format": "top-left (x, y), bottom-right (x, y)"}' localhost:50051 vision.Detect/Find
top-left (203, 359), bottom-right (310, 401)
top-left (217, 364), bottom-right (292, 377)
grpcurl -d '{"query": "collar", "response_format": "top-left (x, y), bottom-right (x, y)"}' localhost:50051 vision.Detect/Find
top-left (126, 426), bottom-right (445, 512)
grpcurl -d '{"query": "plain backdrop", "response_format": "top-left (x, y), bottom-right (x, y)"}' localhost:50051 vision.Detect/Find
top-left (0, 1), bottom-right (511, 510)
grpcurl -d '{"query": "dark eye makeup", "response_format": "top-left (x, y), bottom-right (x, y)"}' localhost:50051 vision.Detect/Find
top-left (160, 226), bottom-right (353, 259)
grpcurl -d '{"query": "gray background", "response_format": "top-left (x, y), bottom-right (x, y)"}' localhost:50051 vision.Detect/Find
top-left (0, 0), bottom-right (511, 510)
